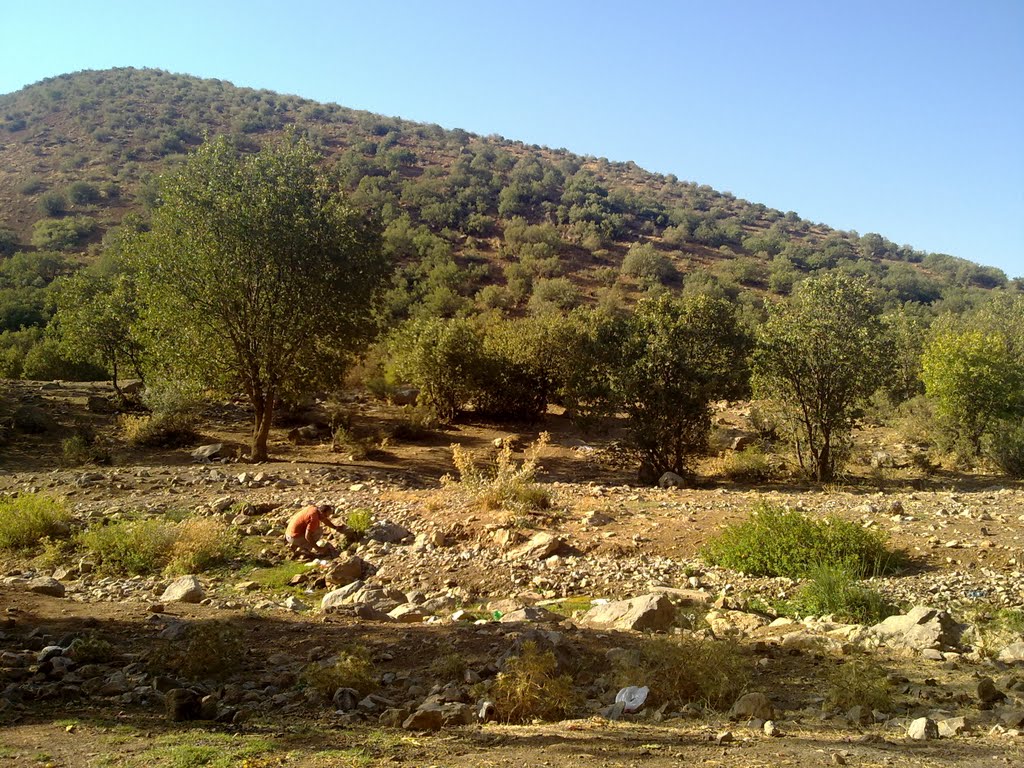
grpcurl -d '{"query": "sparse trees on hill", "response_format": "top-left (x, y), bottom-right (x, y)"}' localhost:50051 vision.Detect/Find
top-left (754, 274), bottom-right (891, 482)
top-left (128, 135), bottom-right (388, 461)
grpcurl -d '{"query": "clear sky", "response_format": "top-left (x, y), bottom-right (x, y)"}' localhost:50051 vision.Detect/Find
top-left (3, 0), bottom-right (1022, 277)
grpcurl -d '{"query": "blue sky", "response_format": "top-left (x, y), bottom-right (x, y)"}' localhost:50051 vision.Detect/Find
top-left (3, 0), bottom-right (1022, 277)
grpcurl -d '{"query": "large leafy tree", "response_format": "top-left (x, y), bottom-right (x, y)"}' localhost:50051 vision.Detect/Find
top-left (921, 295), bottom-right (1024, 458)
top-left (754, 274), bottom-right (890, 482)
top-left (612, 293), bottom-right (750, 478)
top-left (129, 135), bottom-right (388, 460)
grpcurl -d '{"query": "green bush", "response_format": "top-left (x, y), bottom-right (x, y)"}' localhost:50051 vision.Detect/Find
top-left (164, 622), bottom-right (245, 681)
top-left (67, 181), bottom-right (101, 205)
top-left (492, 641), bottom-right (577, 723)
top-left (30, 216), bottom-right (97, 250)
top-left (982, 418), bottom-right (1024, 478)
top-left (346, 509), bottom-right (373, 535)
top-left (79, 517), bottom-right (236, 575)
top-left (37, 191), bottom-right (67, 216)
top-left (445, 433), bottom-right (551, 513)
top-left (794, 562), bottom-right (898, 624)
top-left (621, 242), bottom-right (677, 285)
top-left (718, 445), bottom-right (772, 482)
top-left (0, 228), bottom-right (17, 257)
top-left (702, 502), bottom-right (900, 578)
top-left (613, 634), bottom-right (749, 711)
top-left (0, 493), bottom-right (72, 550)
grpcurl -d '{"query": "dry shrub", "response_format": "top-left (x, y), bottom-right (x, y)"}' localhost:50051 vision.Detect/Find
top-left (614, 634), bottom-right (749, 711)
top-left (167, 518), bottom-right (237, 574)
top-left (120, 411), bottom-right (198, 448)
top-left (164, 622), bottom-right (245, 681)
top-left (302, 646), bottom-right (378, 697)
top-left (445, 433), bottom-right (551, 512)
top-left (824, 656), bottom-right (892, 712)
top-left (717, 445), bottom-right (773, 482)
top-left (429, 652), bottom-right (467, 682)
top-left (492, 641), bottom-right (577, 723)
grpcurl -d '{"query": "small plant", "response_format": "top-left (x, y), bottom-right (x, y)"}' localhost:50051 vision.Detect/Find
top-left (302, 646), bottom-right (378, 697)
top-left (119, 411), bottom-right (198, 448)
top-left (492, 641), bottom-right (577, 723)
top-left (332, 425), bottom-right (387, 460)
top-left (167, 518), bottom-right (237, 574)
top-left (61, 432), bottom-right (109, 466)
top-left (613, 635), bottom-right (749, 711)
top-left (0, 494), bottom-right (72, 550)
top-left (963, 605), bottom-right (1024, 658)
top-left (983, 419), bottom-right (1024, 479)
top-left (795, 562), bottom-right (898, 624)
top-left (164, 622), bottom-right (245, 681)
top-left (79, 519), bottom-right (178, 575)
top-left (429, 652), bottom-right (467, 682)
top-left (346, 509), bottom-right (373, 535)
top-left (824, 656), bottom-right (892, 712)
top-left (718, 445), bottom-right (773, 482)
top-left (702, 502), bottom-right (901, 579)
top-left (445, 433), bottom-right (551, 513)
top-left (389, 405), bottom-right (439, 441)
top-left (66, 633), bottom-right (115, 663)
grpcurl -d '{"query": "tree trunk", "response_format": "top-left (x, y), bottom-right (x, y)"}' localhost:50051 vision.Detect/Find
top-left (110, 357), bottom-right (125, 404)
top-left (251, 392), bottom-right (275, 462)
top-left (817, 438), bottom-right (832, 482)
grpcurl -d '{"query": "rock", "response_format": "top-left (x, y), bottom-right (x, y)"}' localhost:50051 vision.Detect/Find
top-left (658, 472), bottom-right (686, 489)
top-left (87, 395), bottom-right (114, 414)
top-left (763, 720), bottom-right (781, 737)
top-left (402, 705), bottom-right (444, 731)
top-left (379, 707), bottom-right (411, 727)
top-left (499, 606), bottom-right (562, 624)
top-left (705, 609), bottom-right (769, 636)
top-left (998, 642), bottom-right (1024, 664)
top-left (332, 687), bottom-right (360, 711)
top-left (581, 593), bottom-right (676, 632)
top-left (478, 700), bottom-right (496, 722)
top-left (166, 688), bottom-right (201, 721)
top-left (715, 730), bottom-right (734, 745)
top-left (191, 443), bottom-right (223, 461)
top-left (161, 576), bottom-right (204, 604)
top-left (26, 577), bottom-right (65, 598)
top-left (326, 556), bottom-right (365, 587)
top-left (283, 596), bottom-right (309, 612)
top-left (978, 677), bottom-right (1006, 705)
top-left (388, 605), bottom-right (427, 623)
top-left (600, 701), bottom-right (625, 720)
top-left (938, 716), bottom-right (968, 737)
top-left (868, 606), bottom-right (963, 651)
top-left (367, 521), bottom-right (413, 544)
top-left (508, 532), bottom-right (563, 561)
top-left (730, 692), bottom-right (775, 721)
top-left (12, 405), bottom-right (55, 434)
top-left (907, 717), bottom-right (938, 740)
top-left (391, 387), bottom-right (419, 406)
top-left (354, 604), bottom-right (394, 622)
top-left (1000, 709), bottom-right (1024, 728)
top-left (199, 694), bottom-right (219, 720)
top-left (731, 435), bottom-right (755, 451)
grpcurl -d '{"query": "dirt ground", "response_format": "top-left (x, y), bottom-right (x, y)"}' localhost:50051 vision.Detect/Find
top-left (1, 381), bottom-right (1023, 767)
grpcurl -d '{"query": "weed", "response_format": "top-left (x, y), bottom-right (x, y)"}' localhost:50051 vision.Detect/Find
top-left (247, 561), bottom-right (312, 590)
top-left (66, 632), bottom-right (115, 663)
top-left (717, 445), bottom-right (773, 482)
top-left (545, 596), bottom-right (595, 618)
top-left (61, 433), bottom-right (109, 466)
top-left (613, 634), bottom-right (749, 711)
top-left (332, 425), bottom-right (387, 460)
top-left (161, 622), bottom-right (245, 681)
top-left (167, 518), bottom-right (237, 574)
top-left (346, 508), bottom-right (373, 535)
top-left (795, 562), bottom-right (898, 624)
top-left (445, 432), bottom-right (551, 513)
top-left (0, 493), bottom-right (72, 550)
top-left (825, 656), bottom-right (892, 712)
top-left (119, 411), bottom-right (198, 448)
top-left (492, 640), bottom-right (577, 723)
top-left (429, 652), bottom-right (467, 681)
top-left (389, 405), bottom-right (439, 441)
top-left (701, 502), bottom-right (901, 579)
top-left (963, 605), bottom-right (1024, 658)
top-left (302, 646), bottom-right (378, 697)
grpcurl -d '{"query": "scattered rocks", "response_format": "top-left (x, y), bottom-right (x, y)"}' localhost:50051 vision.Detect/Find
top-left (977, 677), bottom-right (1006, 706)
top-left (705, 609), bottom-right (769, 636)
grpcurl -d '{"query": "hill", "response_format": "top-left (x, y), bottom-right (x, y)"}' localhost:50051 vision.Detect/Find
top-left (0, 68), bottom-right (1016, 333)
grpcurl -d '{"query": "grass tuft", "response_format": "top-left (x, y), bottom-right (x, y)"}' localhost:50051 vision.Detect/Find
top-left (302, 646), bottom-right (378, 698)
top-left (492, 640), bottom-right (577, 723)
top-left (825, 656), bottom-right (893, 713)
top-left (0, 493), bottom-right (72, 550)
top-left (445, 432), bottom-right (551, 513)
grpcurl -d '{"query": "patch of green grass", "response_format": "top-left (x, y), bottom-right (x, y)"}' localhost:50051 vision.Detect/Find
top-left (301, 646), bottom-right (378, 698)
top-left (131, 734), bottom-right (277, 768)
top-left (544, 596), bottom-right (594, 618)
top-left (78, 517), bottom-right (236, 576)
top-left (793, 562), bottom-right (898, 624)
top-left (0, 493), bottom-right (71, 550)
top-left (492, 640), bottom-right (578, 723)
top-left (701, 501), bottom-right (902, 578)
top-left (247, 561), bottom-right (313, 590)
top-left (346, 508), bottom-right (373, 535)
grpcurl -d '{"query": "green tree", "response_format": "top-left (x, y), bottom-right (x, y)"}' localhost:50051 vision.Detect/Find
top-left (613, 294), bottom-right (749, 478)
top-left (128, 135), bottom-right (388, 460)
top-left (50, 269), bottom-right (144, 399)
top-left (754, 274), bottom-right (891, 481)
top-left (921, 296), bottom-right (1024, 458)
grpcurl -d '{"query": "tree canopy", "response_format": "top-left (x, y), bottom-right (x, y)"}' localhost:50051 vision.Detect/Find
top-left (128, 135), bottom-right (388, 460)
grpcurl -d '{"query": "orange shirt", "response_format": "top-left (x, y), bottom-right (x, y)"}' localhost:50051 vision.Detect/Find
top-left (286, 506), bottom-right (323, 539)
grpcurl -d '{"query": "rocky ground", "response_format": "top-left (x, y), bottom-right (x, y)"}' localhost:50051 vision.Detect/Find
top-left (0, 380), bottom-right (1023, 767)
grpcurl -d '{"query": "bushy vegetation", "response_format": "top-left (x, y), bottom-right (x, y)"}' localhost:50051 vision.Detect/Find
top-left (78, 516), bottom-right (236, 575)
top-left (702, 502), bottom-right (900, 579)
top-left (824, 656), bottom-right (893, 713)
top-left (301, 646), bottom-right (378, 697)
top-left (0, 493), bottom-right (71, 550)
top-left (613, 635), bottom-right (749, 711)
top-left (445, 433), bottom-right (551, 513)
top-left (793, 562), bottom-right (898, 624)
top-left (162, 622), bottom-right (245, 681)
top-left (492, 641), bottom-right (577, 723)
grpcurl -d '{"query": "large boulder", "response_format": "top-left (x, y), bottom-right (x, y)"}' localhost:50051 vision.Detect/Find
top-left (581, 593), bottom-right (676, 632)
top-left (326, 556), bottom-right (366, 587)
top-left (161, 575), bottom-right (205, 604)
top-left (868, 606), bottom-right (963, 651)
top-left (321, 581), bottom-right (365, 612)
top-left (507, 532), bottom-right (563, 561)
top-left (730, 692), bottom-right (775, 721)
top-left (997, 641), bottom-right (1024, 664)
top-left (498, 606), bottom-right (563, 624)
top-left (27, 577), bottom-right (65, 598)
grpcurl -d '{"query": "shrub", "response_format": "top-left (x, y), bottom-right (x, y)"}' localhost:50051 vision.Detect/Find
top-left (0, 493), bottom-right (72, 550)
top-left (982, 419), bottom-right (1024, 478)
top-left (165, 622), bottom-right (245, 681)
top-left (963, 606), bottom-right (1024, 658)
top-left (388, 405), bottom-right (438, 441)
top-left (167, 518), bottom-right (237, 574)
top-left (0, 228), bottom-right (16, 257)
top-left (429, 652), bottom-right (467, 681)
top-left (30, 216), bottom-right (97, 250)
top-left (621, 242), bottom-right (677, 285)
top-left (825, 656), bottom-right (892, 712)
top-left (794, 562), bottom-right (898, 624)
top-left (492, 641), bottom-right (577, 723)
top-left (445, 433), bottom-right (551, 513)
top-left (718, 445), bottom-right (772, 482)
top-left (67, 181), bottom-right (101, 205)
top-left (61, 433), bottom-right (109, 466)
top-left (18, 177), bottom-right (46, 195)
top-left (66, 633), bottom-right (115, 663)
top-left (37, 191), bottom-right (67, 216)
top-left (302, 646), bottom-right (378, 697)
top-left (120, 411), bottom-right (199, 448)
top-left (702, 502), bottom-right (900, 578)
top-left (346, 509), bottom-right (373, 535)
top-left (79, 519), bottom-right (178, 575)
top-left (613, 634), bottom-right (749, 711)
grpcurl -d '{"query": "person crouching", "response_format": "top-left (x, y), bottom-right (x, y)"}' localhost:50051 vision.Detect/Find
top-left (285, 503), bottom-right (344, 559)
